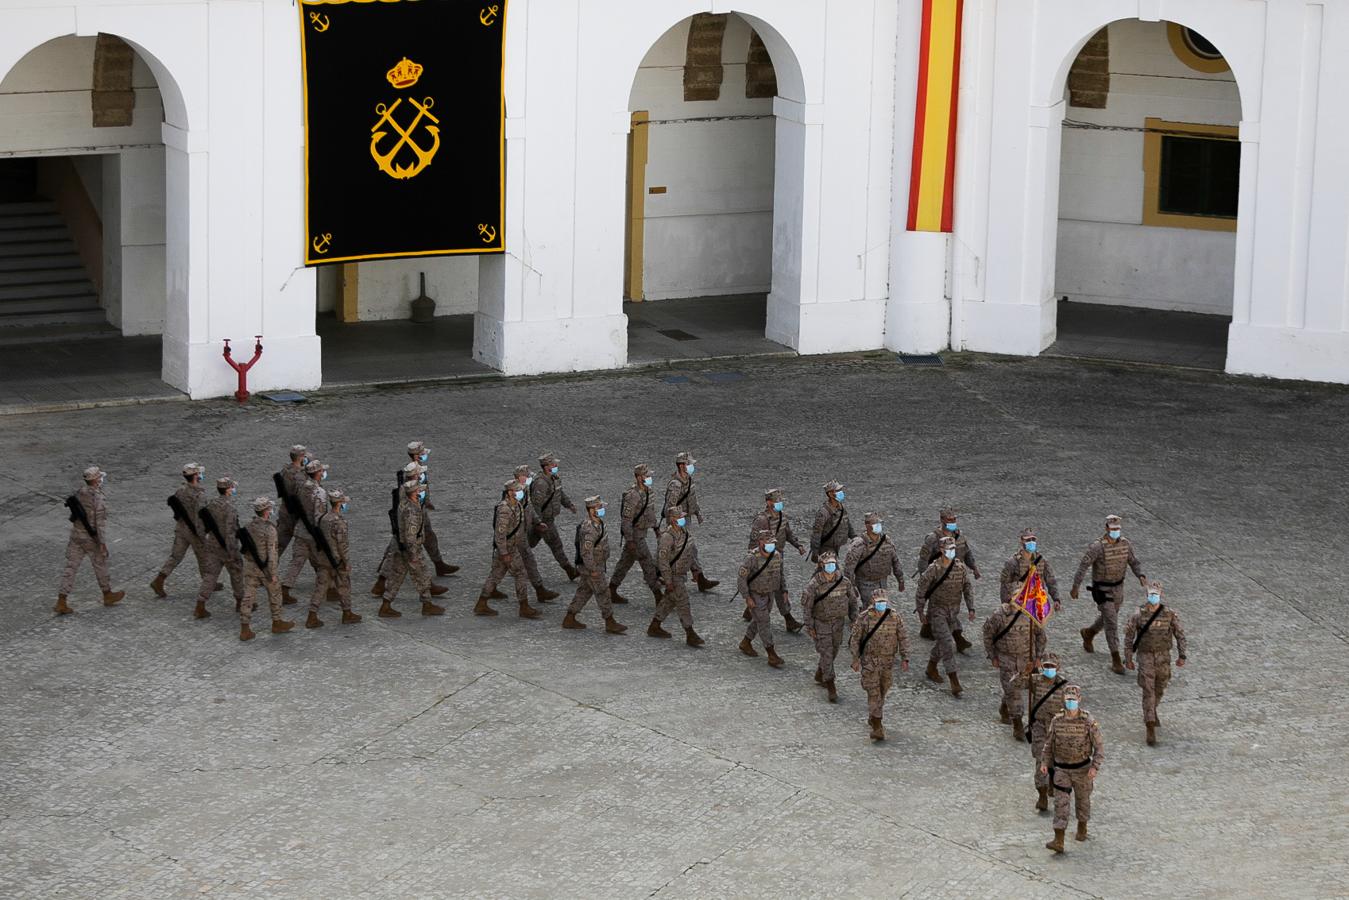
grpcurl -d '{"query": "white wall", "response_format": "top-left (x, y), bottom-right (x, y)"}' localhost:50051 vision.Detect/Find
top-left (355, 258), bottom-right (478, 320)
top-left (1054, 20), bottom-right (1240, 316)
top-left (630, 15), bottom-right (774, 301)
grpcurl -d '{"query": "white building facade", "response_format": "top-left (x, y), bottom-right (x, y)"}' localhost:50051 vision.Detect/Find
top-left (2, 0), bottom-right (1347, 396)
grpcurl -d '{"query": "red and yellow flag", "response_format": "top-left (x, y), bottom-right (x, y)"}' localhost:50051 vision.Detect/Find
top-left (906, 0), bottom-right (964, 233)
top-left (1014, 565), bottom-right (1055, 628)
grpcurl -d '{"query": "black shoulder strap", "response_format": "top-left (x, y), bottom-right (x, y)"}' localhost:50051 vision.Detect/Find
top-left (855, 535), bottom-right (888, 571)
top-left (920, 561), bottom-right (957, 600)
top-left (574, 523), bottom-right (584, 566)
top-left (991, 608), bottom-right (1024, 645)
top-left (857, 608), bottom-right (892, 657)
top-left (631, 489), bottom-right (649, 526)
top-left (1027, 678), bottom-right (1067, 730)
top-left (1131, 604), bottom-right (1166, 653)
top-left (746, 549), bottom-right (777, 585)
top-left (237, 526), bottom-right (267, 570)
top-left (820, 508), bottom-right (844, 545)
top-left (669, 532), bottom-right (689, 567)
top-left (807, 575), bottom-right (845, 618)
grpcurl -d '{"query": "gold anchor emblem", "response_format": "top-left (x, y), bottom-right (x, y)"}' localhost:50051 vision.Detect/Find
top-left (479, 4), bottom-right (500, 26)
top-left (370, 97), bottom-right (441, 180)
top-left (477, 224), bottom-right (497, 244)
top-left (309, 11), bottom-right (330, 32)
top-left (312, 233), bottom-right (333, 255)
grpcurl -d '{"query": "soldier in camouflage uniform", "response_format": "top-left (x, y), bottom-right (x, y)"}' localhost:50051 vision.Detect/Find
top-left (512, 465), bottom-right (561, 603)
top-left (372, 462), bottom-right (450, 599)
top-left (1039, 684), bottom-right (1105, 852)
top-left (915, 508), bottom-right (979, 648)
top-left (193, 476), bottom-right (246, 620)
top-left (477, 479), bottom-right (542, 619)
top-left (843, 512), bottom-right (906, 606)
top-left (1072, 514), bottom-right (1147, 674)
top-left (743, 489), bottom-right (807, 632)
top-left (308, 488), bottom-right (362, 628)
top-left (409, 441), bottom-right (459, 577)
top-left (281, 459), bottom-right (330, 604)
top-left (809, 480), bottom-right (855, 563)
top-left (737, 529), bottom-right (787, 668)
top-left (849, 588), bottom-right (910, 741)
top-left (530, 451), bottom-right (580, 581)
top-left (1124, 581), bottom-right (1188, 746)
top-left (150, 463), bottom-right (209, 598)
top-left (608, 463), bottom-right (663, 606)
top-left (561, 496), bottom-right (626, 633)
top-left (661, 452), bottom-right (718, 592)
top-left (1000, 527), bottom-right (1062, 611)
top-left (237, 497), bottom-right (295, 641)
top-left (982, 587), bottom-right (1048, 741)
top-left (800, 551), bottom-right (860, 703)
top-left (916, 535), bottom-right (975, 698)
top-left (55, 465), bottom-right (125, 614)
top-left (378, 474), bottom-right (445, 619)
top-left (1023, 652), bottom-right (1074, 813)
top-left (648, 506), bottom-right (704, 647)
top-left (275, 445), bottom-right (310, 556)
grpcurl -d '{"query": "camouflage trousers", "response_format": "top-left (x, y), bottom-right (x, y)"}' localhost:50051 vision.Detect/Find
top-left (59, 532), bottom-right (110, 595)
top-left (281, 535), bottom-right (318, 589)
top-left (159, 525), bottom-right (205, 581)
top-left (311, 565), bottom-right (353, 612)
top-left (1051, 766), bottom-right (1093, 829)
top-left (239, 570), bottom-right (283, 623)
top-left (482, 550), bottom-right (529, 602)
top-left (862, 663), bottom-right (893, 718)
top-left (521, 543), bottom-right (544, 588)
top-left (996, 652), bottom-right (1029, 717)
top-left (1030, 721), bottom-right (1052, 788)
top-left (808, 617), bottom-right (845, 681)
top-left (277, 508), bottom-right (296, 555)
top-left (535, 517), bottom-right (571, 572)
top-left (567, 571), bottom-right (613, 618)
top-left (611, 534), bottom-right (661, 591)
top-left (654, 578), bottom-right (693, 628)
top-left (1088, 592), bottom-right (1123, 653)
top-left (927, 604), bottom-right (961, 674)
top-left (385, 547), bottom-right (432, 601)
top-left (423, 512), bottom-right (448, 566)
top-left (856, 580), bottom-right (885, 608)
top-left (743, 591), bottom-right (775, 650)
top-left (1135, 650), bottom-right (1171, 724)
top-left (196, 546), bottom-right (244, 605)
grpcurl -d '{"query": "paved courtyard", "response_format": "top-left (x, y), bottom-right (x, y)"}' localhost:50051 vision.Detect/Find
top-left (1, 352), bottom-right (1346, 899)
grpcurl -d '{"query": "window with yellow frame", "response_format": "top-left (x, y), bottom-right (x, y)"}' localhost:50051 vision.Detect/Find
top-left (1142, 117), bottom-right (1239, 232)
top-left (1166, 22), bottom-right (1230, 75)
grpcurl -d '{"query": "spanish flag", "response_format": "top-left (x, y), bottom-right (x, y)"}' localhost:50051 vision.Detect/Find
top-left (906, 0), bottom-right (964, 233)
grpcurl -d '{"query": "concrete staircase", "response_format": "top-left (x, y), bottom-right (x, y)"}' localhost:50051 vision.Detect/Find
top-left (0, 200), bottom-right (106, 330)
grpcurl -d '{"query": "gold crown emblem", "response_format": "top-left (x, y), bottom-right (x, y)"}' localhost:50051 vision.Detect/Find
top-left (386, 57), bottom-right (424, 89)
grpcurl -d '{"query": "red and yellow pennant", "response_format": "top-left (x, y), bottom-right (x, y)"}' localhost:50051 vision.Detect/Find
top-left (907, 0), bottom-right (964, 233)
top-left (1014, 565), bottom-right (1055, 628)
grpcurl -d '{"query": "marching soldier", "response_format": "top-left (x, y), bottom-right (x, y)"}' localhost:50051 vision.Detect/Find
top-left (1000, 528), bottom-right (1063, 611)
top-left (530, 451), bottom-right (580, 581)
top-left (409, 441), bottom-right (459, 577)
top-left (982, 587), bottom-right (1048, 741)
top-left (1071, 514), bottom-right (1147, 674)
top-left (608, 463), bottom-right (663, 606)
top-left (150, 463), bottom-right (208, 599)
top-left (743, 489), bottom-right (807, 632)
top-left (477, 478), bottom-right (542, 619)
top-left (281, 459), bottom-right (329, 604)
top-left (800, 551), bottom-right (860, 703)
top-left (737, 529), bottom-right (786, 668)
top-left (273, 445), bottom-right (310, 556)
top-left (307, 489), bottom-right (362, 628)
top-left (377, 474), bottom-right (445, 619)
top-left (649, 506), bottom-right (704, 647)
top-left (237, 497), bottom-right (295, 641)
top-left (843, 512), bottom-right (905, 604)
top-left (193, 476), bottom-right (246, 620)
top-left (1039, 685), bottom-right (1105, 853)
top-left (916, 535), bottom-right (974, 698)
top-left (1024, 653), bottom-right (1074, 813)
top-left (849, 588), bottom-right (910, 741)
top-left (55, 465), bottom-right (124, 614)
top-left (1124, 581), bottom-right (1188, 746)
top-left (372, 462), bottom-right (450, 599)
top-left (661, 452), bottom-right (718, 592)
top-left (512, 465), bottom-right (561, 603)
top-left (561, 496), bottom-right (626, 633)
top-left (915, 508), bottom-right (979, 648)
top-left (809, 480), bottom-right (855, 563)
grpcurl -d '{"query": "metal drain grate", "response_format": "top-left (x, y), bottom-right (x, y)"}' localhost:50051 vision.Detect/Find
top-left (898, 354), bottom-right (943, 366)
top-left (658, 328), bottom-right (700, 342)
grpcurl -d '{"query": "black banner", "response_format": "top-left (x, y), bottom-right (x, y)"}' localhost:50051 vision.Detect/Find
top-left (300, 0), bottom-right (506, 265)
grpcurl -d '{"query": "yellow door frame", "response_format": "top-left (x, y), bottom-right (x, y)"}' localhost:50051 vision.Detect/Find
top-left (625, 111), bottom-right (649, 301)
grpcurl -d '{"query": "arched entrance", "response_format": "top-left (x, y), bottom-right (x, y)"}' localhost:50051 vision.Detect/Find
top-left (622, 12), bottom-right (803, 364)
top-left (1047, 19), bottom-right (1243, 369)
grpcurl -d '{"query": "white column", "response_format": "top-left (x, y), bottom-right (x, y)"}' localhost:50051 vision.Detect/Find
top-left (115, 146), bottom-right (167, 337)
top-left (159, 124), bottom-right (207, 394)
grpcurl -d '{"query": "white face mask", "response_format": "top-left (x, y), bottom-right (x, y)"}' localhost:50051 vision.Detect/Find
top-left (944, 548), bottom-right (956, 560)
top-left (514, 490), bottom-right (525, 501)
top-left (686, 464), bottom-right (695, 475)
top-left (871, 523), bottom-right (883, 535)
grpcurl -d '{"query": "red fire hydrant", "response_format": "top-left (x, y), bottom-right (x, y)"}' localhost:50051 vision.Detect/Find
top-left (222, 336), bottom-right (263, 403)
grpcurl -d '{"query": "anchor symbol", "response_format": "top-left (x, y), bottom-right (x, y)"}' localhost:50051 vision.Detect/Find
top-left (309, 11), bottom-right (330, 32)
top-left (479, 4), bottom-right (499, 26)
top-left (478, 224), bottom-right (497, 244)
top-left (370, 97), bottom-right (441, 179)
top-left (312, 233), bottom-right (333, 255)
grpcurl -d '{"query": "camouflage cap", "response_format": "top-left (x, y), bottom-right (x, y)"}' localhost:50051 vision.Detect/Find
top-left (634, 463), bottom-right (653, 477)
top-left (304, 459), bottom-right (326, 475)
top-left (1105, 514), bottom-right (1123, 528)
top-left (754, 529), bottom-right (776, 544)
top-left (539, 451), bottom-right (560, 467)
top-left (505, 479), bottom-right (525, 495)
top-left (289, 444), bottom-right (307, 459)
top-left (1062, 684), bottom-right (1083, 701)
top-left (513, 464), bottom-right (532, 478)
top-left (327, 488), bottom-right (347, 504)
top-left (1020, 527), bottom-right (1037, 541)
top-left (817, 550), bottom-right (838, 565)
top-left (666, 505), bottom-right (686, 519)
top-left (181, 462), bottom-right (203, 477)
top-left (252, 496), bottom-right (274, 514)
top-left (216, 476), bottom-right (237, 491)
top-left (674, 451), bottom-right (695, 465)
top-left (864, 511), bottom-right (883, 526)
top-left (404, 478), bottom-right (423, 495)
top-left (940, 507), bottom-right (958, 522)
top-left (1147, 580), bottom-right (1163, 594)
top-left (870, 588), bottom-right (889, 603)
top-left (764, 488), bottom-right (783, 502)
top-left (823, 480), bottom-right (844, 493)
top-left (584, 495), bottom-right (603, 509)
top-left (407, 440), bottom-right (426, 456)
top-left (402, 461), bottom-right (425, 480)
top-left (1039, 651), bottom-right (1062, 669)
top-left (82, 465), bottom-right (104, 481)
top-left (938, 535), bottom-right (957, 551)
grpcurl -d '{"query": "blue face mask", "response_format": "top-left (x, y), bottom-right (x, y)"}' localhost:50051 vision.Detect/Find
top-left (596, 507), bottom-right (606, 518)
top-left (1042, 667), bottom-right (1057, 679)
top-left (550, 466), bottom-right (558, 475)
top-left (686, 464), bottom-right (695, 475)
top-left (419, 472), bottom-right (428, 484)
top-left (945, 522), bottom-right (958, 532)
top-left (1108, 530), bottom-right (1122, 540)
top-left (417, 490), bottom-right (427, 503)
top-left (874, 601), bottom-right (888, 613)
top-left (340, 502), bottom-right (348, 514)
top-left (525, 476), bottom-right (534, 487)
top-left (1024, 541), bottom-right (1037, 553)
top-left (871, 523), bottom-right (883, 535)
top-left (944, 549), bottom-right (956, 560)
top-left (643, 476), bottom-right (653, 487)
top-left (764, 542), bottom-right (776, 555)
top-left (320, 471), bottom-right (328, 481)
top-left (1147, 592), bottom-right (1161, 605)
top-left (419, 452), bottom-right (429, 463)
top-left (773, 501), bottom-right (783, 512)
top-left (676, 516), bottom-right (687, 528)
top-left (824, 562), bottom-right (837, 574)
top-left (514, 490), bottom-right (525, 501)
top-left (834, 490), bottom-right (845, 502)
top-left (302, 457), bottom-right (310, 466)
top-left (1065, 699), bottom-right (1079, 711)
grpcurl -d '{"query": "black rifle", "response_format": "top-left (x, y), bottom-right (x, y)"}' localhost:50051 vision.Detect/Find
top-left (199, 507), bottom-right (229, 550)
top-left (310, 513), bottom-right (340, 570)
top-left (236, 526), bottom-right (267, 571)
top-left (273, 472), bottom-right (302, 517)
top-left (167, 494), bottom-right (198, 538)
top-left (65, 495), bottom-right (97, 539)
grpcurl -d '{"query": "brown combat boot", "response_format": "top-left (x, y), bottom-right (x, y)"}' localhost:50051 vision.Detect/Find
top-left (370, 576), bottom-right (386, 597)
top-left (102, 590), bottom-right (125, 607)
top-left (608, 584), bottom-right (629, 605)
top-left (869, 716), bottom-right (885, 741)
top-left (282, 586), bottom-right (298, 606)
top-left (421, 600), bottom-right (445, 616)
top-left (1036, 786), bottom-right (1049, 812)
top-left (193, 601), bottom-right (210, 620)
top-left (604, 616), bottom-right (627, 634)
top-left (953, 630), bottom-right (973, 654)
top-left (564, 564), bottom-right (579, 581)
top-left (948, 671), bottom-right (962, 697)
top-left (1110, 651), bottom-right (1125, 674)
top-left (473, 596), bottom-right (498, 617)
top-left (518, 600), bottom-right (542, 620)
top-left (685, 626), bottom-right (705, 647)
top-left (378, 599), bottom-right (401, 618)
top-left (1075, 821), bottom-right (1088, 842)
top-left (815, 666), bottom-right (824, 685)
top-left (1146, 722), bottom-right (1157, 746)
top-left (240, 623), bottom-right (255, 641)
top-left (919, 621), bottom-right (933, 640)
top-left (925, 660), bottom-right (943, 683)
top-left (428, 583), bottom-right (449, 596)
top-left (535, 585), bottom-right (560, 602)
top-left (738, 636), bottom-right (758, 657)
top-left (826, 680), bottom-right (838, 703)
top-left (341, 610), bottom-right (362, 625)
top-left (271, 618), bottom-right (295, 634)
top-left (54, 595), bottom-right (73, 616)
top-left (488, 588), bottom-right (507, 600)
top-left (999, 700), bottom-right (1010, 724)
top-left (305, 610), bottom-right (323, 628)
top-left (150, 573), bottom-right (167, 598)
top-left (647, 617), bottom-right (670, 638)
top-left (1080, 627), bottom-right (1096, 653)
top-left (695, 571), bottom-right (720, 592)
top-left (765, 646), bottom-right (784, 669)
top-left (1046, 828), bottom-right (1065, 854)
top-left (784, 614), bottom-right (804, 634)
top-left (561, 611), bottom-right (586, 629)
top-left (1012, 717), bottom-right (1026, 742)
top-left (434, 561), bottom-right (460, 576)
